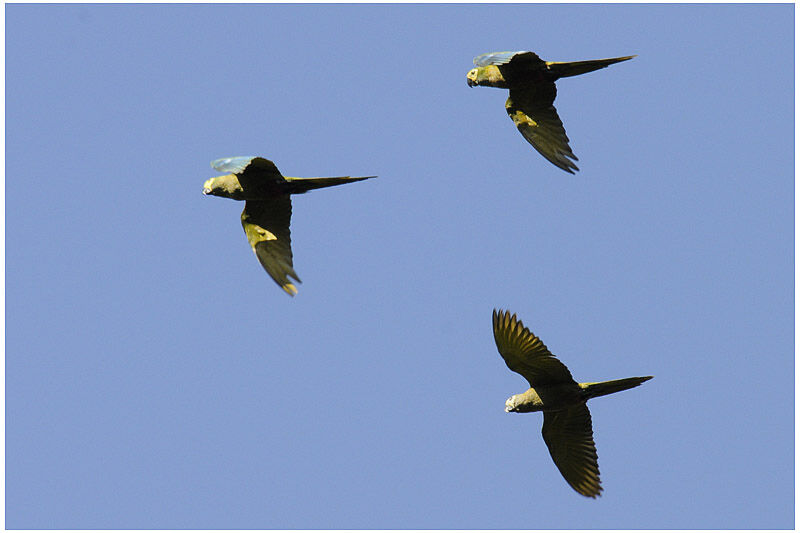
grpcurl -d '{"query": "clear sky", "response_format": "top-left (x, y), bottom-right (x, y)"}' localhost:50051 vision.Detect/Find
top-left (5, 3), bottom-right (794, 529)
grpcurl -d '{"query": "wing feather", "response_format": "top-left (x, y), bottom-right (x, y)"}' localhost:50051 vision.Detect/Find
top-left (474, 50), bottom-right (544, 67)
top-left (506, 88), bottom-right (579, 173)
top-left (211, 156), bottom-right (258, 174)
top-left (241, 197), bottom-right (300, 296)
top-left (212, 156), bottom-right (284, 179)
top-left (492, 309), bottom-right (575, 387)
top-left (542, 404), bottom-right (602, 498)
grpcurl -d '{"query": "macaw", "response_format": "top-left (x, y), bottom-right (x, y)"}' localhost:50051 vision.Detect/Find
top-left (203, 156), bottom-right (375, 296)
top-left (467, 51), bottom-right (634, 173)
top-left (492, 309), bottom-right (651, 497)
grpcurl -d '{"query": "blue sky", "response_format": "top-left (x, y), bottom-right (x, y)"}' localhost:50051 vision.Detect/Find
top-left (5, 3), bottom-right (793, 529)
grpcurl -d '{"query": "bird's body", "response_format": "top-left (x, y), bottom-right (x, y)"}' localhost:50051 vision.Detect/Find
top-left (504, 383), bottom-right (582, 413)
top-left (505, 376), bottom-right (654, 414)
top-left (203, 156), bottom-right (375, 296)
top-left (492, 309), bottom-right (651, 497)
top-left (467, 51), bottom-right (635, 173)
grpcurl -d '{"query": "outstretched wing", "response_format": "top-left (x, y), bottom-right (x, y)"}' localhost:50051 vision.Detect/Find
top-left (492, 309), bottom-right (575, 387)
top-left (542, 404), bottom-right (602, 498)
top-left (506, 87), bottom-right (579, 174)
top-left (241, 196), bottom-right (300, 296)
top-left (474, 50), bottom-right (544, 67)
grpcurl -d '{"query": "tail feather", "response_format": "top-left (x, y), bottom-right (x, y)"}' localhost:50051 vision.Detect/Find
top-left (581, 375), bottom-right (652, 399)
top-left (285, 175), bottom-right (376, 194)
top-left (547, 55), bottom-right (635, 79)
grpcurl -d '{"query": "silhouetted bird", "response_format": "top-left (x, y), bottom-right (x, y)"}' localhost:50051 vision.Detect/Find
top-left (203, 156), bottom-right (375, 296)
top-left (467, 51), bottom-right (635, 173)
top-left (492, 309), bottom-right (651, 497)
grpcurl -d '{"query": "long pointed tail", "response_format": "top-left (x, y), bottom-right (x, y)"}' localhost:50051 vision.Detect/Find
top-left (547, 55), bottom-right (635, 79)
top-left (581, 375), bottom-right (652, 400)
top-left (284, 175), bottom-right (376, 194)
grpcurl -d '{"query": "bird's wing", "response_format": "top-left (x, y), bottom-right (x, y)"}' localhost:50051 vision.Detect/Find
top-left (474, 50), bottom-right (544, 67)
top-left (241, 196), bottom-right (300, 296)
top-left (506, 87), bottom-right (579, 174)
top-left (212, 156), bottom-right (284, 178)
top-left (541, 404), bottom-right (602, 498)
top-left (492, 309), bottom-right (575, 387)
top-left (212, 156), bottom-right (260, 173)
top-left (213, 156), bottom-right (287, 194)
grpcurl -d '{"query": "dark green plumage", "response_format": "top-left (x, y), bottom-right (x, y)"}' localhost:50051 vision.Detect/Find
top-left (467, 51), bottom-right (635, 173)
top-left (492, 309), bottom-right (652, 498)
top-left (203, 156), bottom-right (375, 296)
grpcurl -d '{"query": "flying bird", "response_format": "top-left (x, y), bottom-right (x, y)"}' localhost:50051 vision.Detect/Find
top-left (492, 309), bottom-right (651, 497)
top-left (467, 51), bottom-right (635, 173)
top-left (203, 156), bottom-right (375, 296)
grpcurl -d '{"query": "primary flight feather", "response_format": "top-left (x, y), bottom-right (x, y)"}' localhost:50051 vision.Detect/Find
top-left (203, 156), bottom-right (375, 296)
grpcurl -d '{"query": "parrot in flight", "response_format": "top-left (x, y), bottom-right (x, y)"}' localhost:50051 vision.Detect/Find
top-left (492, 309), bottom-right (652, 497)
top-left (467, 51), bottom-right (635, 173)
top-left (203, 156), bottom-right (375, 296)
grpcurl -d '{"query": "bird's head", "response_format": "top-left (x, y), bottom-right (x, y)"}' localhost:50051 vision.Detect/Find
top-left (467, 68), bottom-right (480, 87)
top-left (505, 393), bottom-right (540, 413)
top-left (466, 65), bottom-right (506, 88)
top-left (202, 174), bottom-right (245, 200)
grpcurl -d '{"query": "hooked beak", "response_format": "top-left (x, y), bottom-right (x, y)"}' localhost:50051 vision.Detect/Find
top-left (504, 398), bottom-right (516, 413)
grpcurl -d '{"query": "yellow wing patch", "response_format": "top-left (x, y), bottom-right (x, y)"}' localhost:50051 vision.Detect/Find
top-left (253, 227), bottom-right (278, 241)
top-left (511, 110), bottom-right (538, 128)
